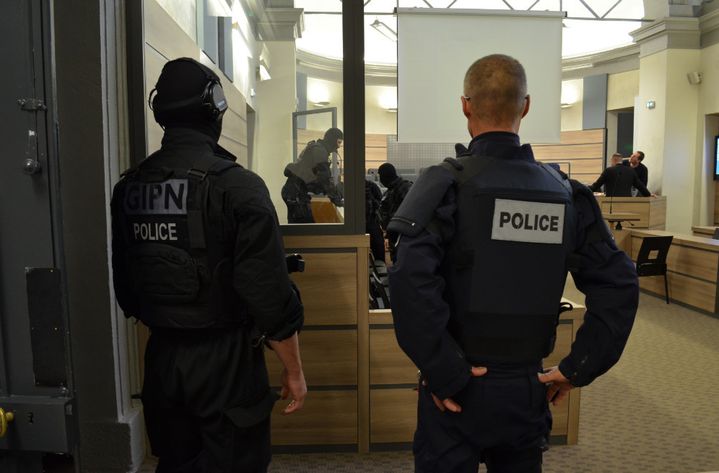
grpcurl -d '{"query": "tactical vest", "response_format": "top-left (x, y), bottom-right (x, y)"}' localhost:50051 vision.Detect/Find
top-left (116, 153), bottom-right (243, 329)
top-left (441, 154), bottom-right (577, 365)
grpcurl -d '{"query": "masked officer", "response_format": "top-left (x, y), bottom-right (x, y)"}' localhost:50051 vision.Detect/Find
top-left (377, 163), bottom-right (412, 262)
top-left (282, 127), bottom-right (344, 223)
top-left (388, 54), bottom-right (637, 472)
top-left (111, 58), bottom-right (306, 473)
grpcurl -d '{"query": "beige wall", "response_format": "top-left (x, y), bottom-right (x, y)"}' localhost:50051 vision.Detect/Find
top-left (664, 49), bottom-right (701, 232)
top-left (635, 52), bottom-right (668, 196)
top-left (255, 41), bottom-right (297, 224)
top-left (607, 70), bottom-right (639, 111)
top-left (560, 79), bottom-right (583, 131)
top-left (143, 0), bottom-right (249, 166)
top-left (155, 0), bottom-right (197, 42)
top-left (698, 43), bottom-right (719, 225)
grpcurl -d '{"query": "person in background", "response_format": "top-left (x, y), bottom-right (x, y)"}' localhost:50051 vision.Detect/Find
top-left (591, 152), bottom-right (651, 197)
top-left (111, 58), bottom-right (306, 473)
top-left (622, 150), bottom-right (648, 195)
top-left (388, 54), bottom-right (637, 472)
top-left (366, 178), bottom-right (385, 262)
top-left (378, 163), bottom-right (412, 262)
top-left (282, 128), bottom-right (344, 223)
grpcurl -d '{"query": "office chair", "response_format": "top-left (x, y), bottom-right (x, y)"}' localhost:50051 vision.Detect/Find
top-left (635, 236), bottom-right (673, 304)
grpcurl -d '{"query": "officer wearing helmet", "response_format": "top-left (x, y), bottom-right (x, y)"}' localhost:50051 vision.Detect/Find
top-left (388, 54), bottom-right (637, 472)
top-left (111, 58), bottom-right (306, 472)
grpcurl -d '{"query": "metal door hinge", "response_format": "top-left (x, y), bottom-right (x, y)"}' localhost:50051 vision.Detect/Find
top-left (17, 98), bottom-right (47, 112)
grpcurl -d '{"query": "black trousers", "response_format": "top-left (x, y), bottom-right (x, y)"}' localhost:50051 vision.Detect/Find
top-left (281, 176), bottom-right (314, 223)
top-left (142, 327), bottom-right (276, 473)
top-left (414, 365), bottom-right (549, 473)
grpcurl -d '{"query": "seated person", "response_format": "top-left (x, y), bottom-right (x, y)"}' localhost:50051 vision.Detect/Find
top-left (590, 153), bottom-right (651, 197)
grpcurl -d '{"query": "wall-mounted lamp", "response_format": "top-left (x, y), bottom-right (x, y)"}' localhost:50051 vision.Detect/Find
top-left (560, 82), bottom-right (579, 109)
top-left (308, 82), bottom-right (330, 107)
top-left (646, 100), bottom-right (656, 110)
top-left (379, 90), bottom-right (397, 112)
top-left (257, 64), bottom-right (271, 81)
top-left (257, 45), bottom-right (271, 81)
top-left (371, 19), bottom-right (398, 42)
top-left (687, 71), bottom-right (702, 85)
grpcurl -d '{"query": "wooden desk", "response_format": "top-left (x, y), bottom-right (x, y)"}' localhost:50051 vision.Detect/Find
top-left (267, 234), bottom-right (369, 451)
top-left (630, 229), bottom-right (719, 313)
top-left (368, 298), bottom-right (585, 449)
top-left (595, 196), bottom-right (666, 229)
top-left (310, 196), bottom-right (344, 223)
top-left (692, 225), bottom-right (717, 238)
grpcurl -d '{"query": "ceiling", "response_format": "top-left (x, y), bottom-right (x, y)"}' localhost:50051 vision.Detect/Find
top-left (292, 0), bottom-right (674, 64)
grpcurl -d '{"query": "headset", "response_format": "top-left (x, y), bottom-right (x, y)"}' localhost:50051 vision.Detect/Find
top-left (148, 58), bottom-right (228, 125)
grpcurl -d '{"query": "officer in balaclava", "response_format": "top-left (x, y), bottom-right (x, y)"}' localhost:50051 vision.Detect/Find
top-left (377, 163), bottom-right (412, 262)
top-left (110, 57), bottom-right (306, 473)
top-left (282, 127), bottom-right (344, 223)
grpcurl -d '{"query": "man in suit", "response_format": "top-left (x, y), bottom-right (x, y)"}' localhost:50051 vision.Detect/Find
top-left (622, 150), bottom-right (648, 195)
top-left (590, 153), bottom-right (651, 197)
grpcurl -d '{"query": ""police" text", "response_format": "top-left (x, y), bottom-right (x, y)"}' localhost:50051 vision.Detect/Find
top-left (498, 212), bottom-right (559, 232)
top-left (133, 222), bottom-right (178, 241)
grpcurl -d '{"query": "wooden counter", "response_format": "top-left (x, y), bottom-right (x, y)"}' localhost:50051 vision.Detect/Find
top-left (310, 197), bottom-right (344, 223)
top-left (267, 234), bottom-right (369, 451)
top-left (692, 225), bottom-right (717, 238)
top-left (629, 229), bottom-right (719, 314)
top-left (595, 196), bottom-right (666, 229)
top-left (368, 298), bottom-right (585, 449)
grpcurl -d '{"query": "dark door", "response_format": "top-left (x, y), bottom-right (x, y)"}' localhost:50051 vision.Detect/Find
top-left (0, 0), bottom-right (74, 460)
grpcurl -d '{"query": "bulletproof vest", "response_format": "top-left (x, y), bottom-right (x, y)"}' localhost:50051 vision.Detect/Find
top-left (116, 152), bottom-right (243, 329)
top-left (441, 153), bottom-right (576, 364)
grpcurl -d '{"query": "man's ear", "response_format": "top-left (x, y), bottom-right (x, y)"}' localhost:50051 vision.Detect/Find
top-left (521, 95), bottom-right (530, 118)
top-left (462, 96), bottom-right (472, 119)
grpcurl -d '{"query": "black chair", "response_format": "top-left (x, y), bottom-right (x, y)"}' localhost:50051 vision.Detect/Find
top-left (636, 236), bottom-right (673, 304)
top-left (369, 256), bottom-right (390, 309)
top-left (713, 228), bottom-right (719, 240)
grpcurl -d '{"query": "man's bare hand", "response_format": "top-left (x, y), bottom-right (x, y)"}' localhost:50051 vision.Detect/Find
top-left (426, 366), bottom-right (487, 413)
top-left (280, 368), bottom-right (307, 415)
top-left (537, 366), bottom-right (572, 406)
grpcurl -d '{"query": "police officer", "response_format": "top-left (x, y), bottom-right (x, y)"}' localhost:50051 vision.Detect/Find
top-left (111, 58), bottom-right (306, 473)
top-left (281, 128), bottom-right (344, 223)
top-left (388, 54), bottom-right (637, 472)
top-left (377, 163), bottom-right (412, 262)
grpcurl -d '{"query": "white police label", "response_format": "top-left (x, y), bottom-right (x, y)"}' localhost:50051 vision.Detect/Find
top-left (133, 222), bottom-right (178, 241)
top-left (491, 199), bottom-right (564, 244)
top-left (124, 179), bottom-right (188, 215)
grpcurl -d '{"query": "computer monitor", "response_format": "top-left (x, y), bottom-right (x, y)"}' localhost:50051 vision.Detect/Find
top-left (715, 135), bottom-right (719, 180)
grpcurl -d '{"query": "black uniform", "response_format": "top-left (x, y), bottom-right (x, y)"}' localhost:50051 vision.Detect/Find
top-left (590, 164), bottom-right (650, 197)
top-left (388, 132), bottom-right (637, 472)
top-left (366, 179), bottom-right (385, 261)
top-left (282, 138), bottom-right (343, 223)
top-left (111, 128), bottom-right (303, 473)
top-left (379, 176), bottom-right (412, 262)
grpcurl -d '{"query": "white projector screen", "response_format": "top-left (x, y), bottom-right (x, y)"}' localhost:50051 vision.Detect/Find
top-left (397, 9), bottom-right (563, 144)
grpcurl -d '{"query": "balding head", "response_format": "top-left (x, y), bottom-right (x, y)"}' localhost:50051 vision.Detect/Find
top-left (462, 54), bottom-right (529, 133)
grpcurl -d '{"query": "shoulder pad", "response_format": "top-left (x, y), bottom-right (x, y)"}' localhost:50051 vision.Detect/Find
top-left (443, 157), bottom-right (463, 171)
top-left (387, 165), bottom-right (455, 237)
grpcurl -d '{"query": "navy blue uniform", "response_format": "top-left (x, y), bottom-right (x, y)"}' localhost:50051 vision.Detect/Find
top-left (388, 132), bottom-right (637, 472)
